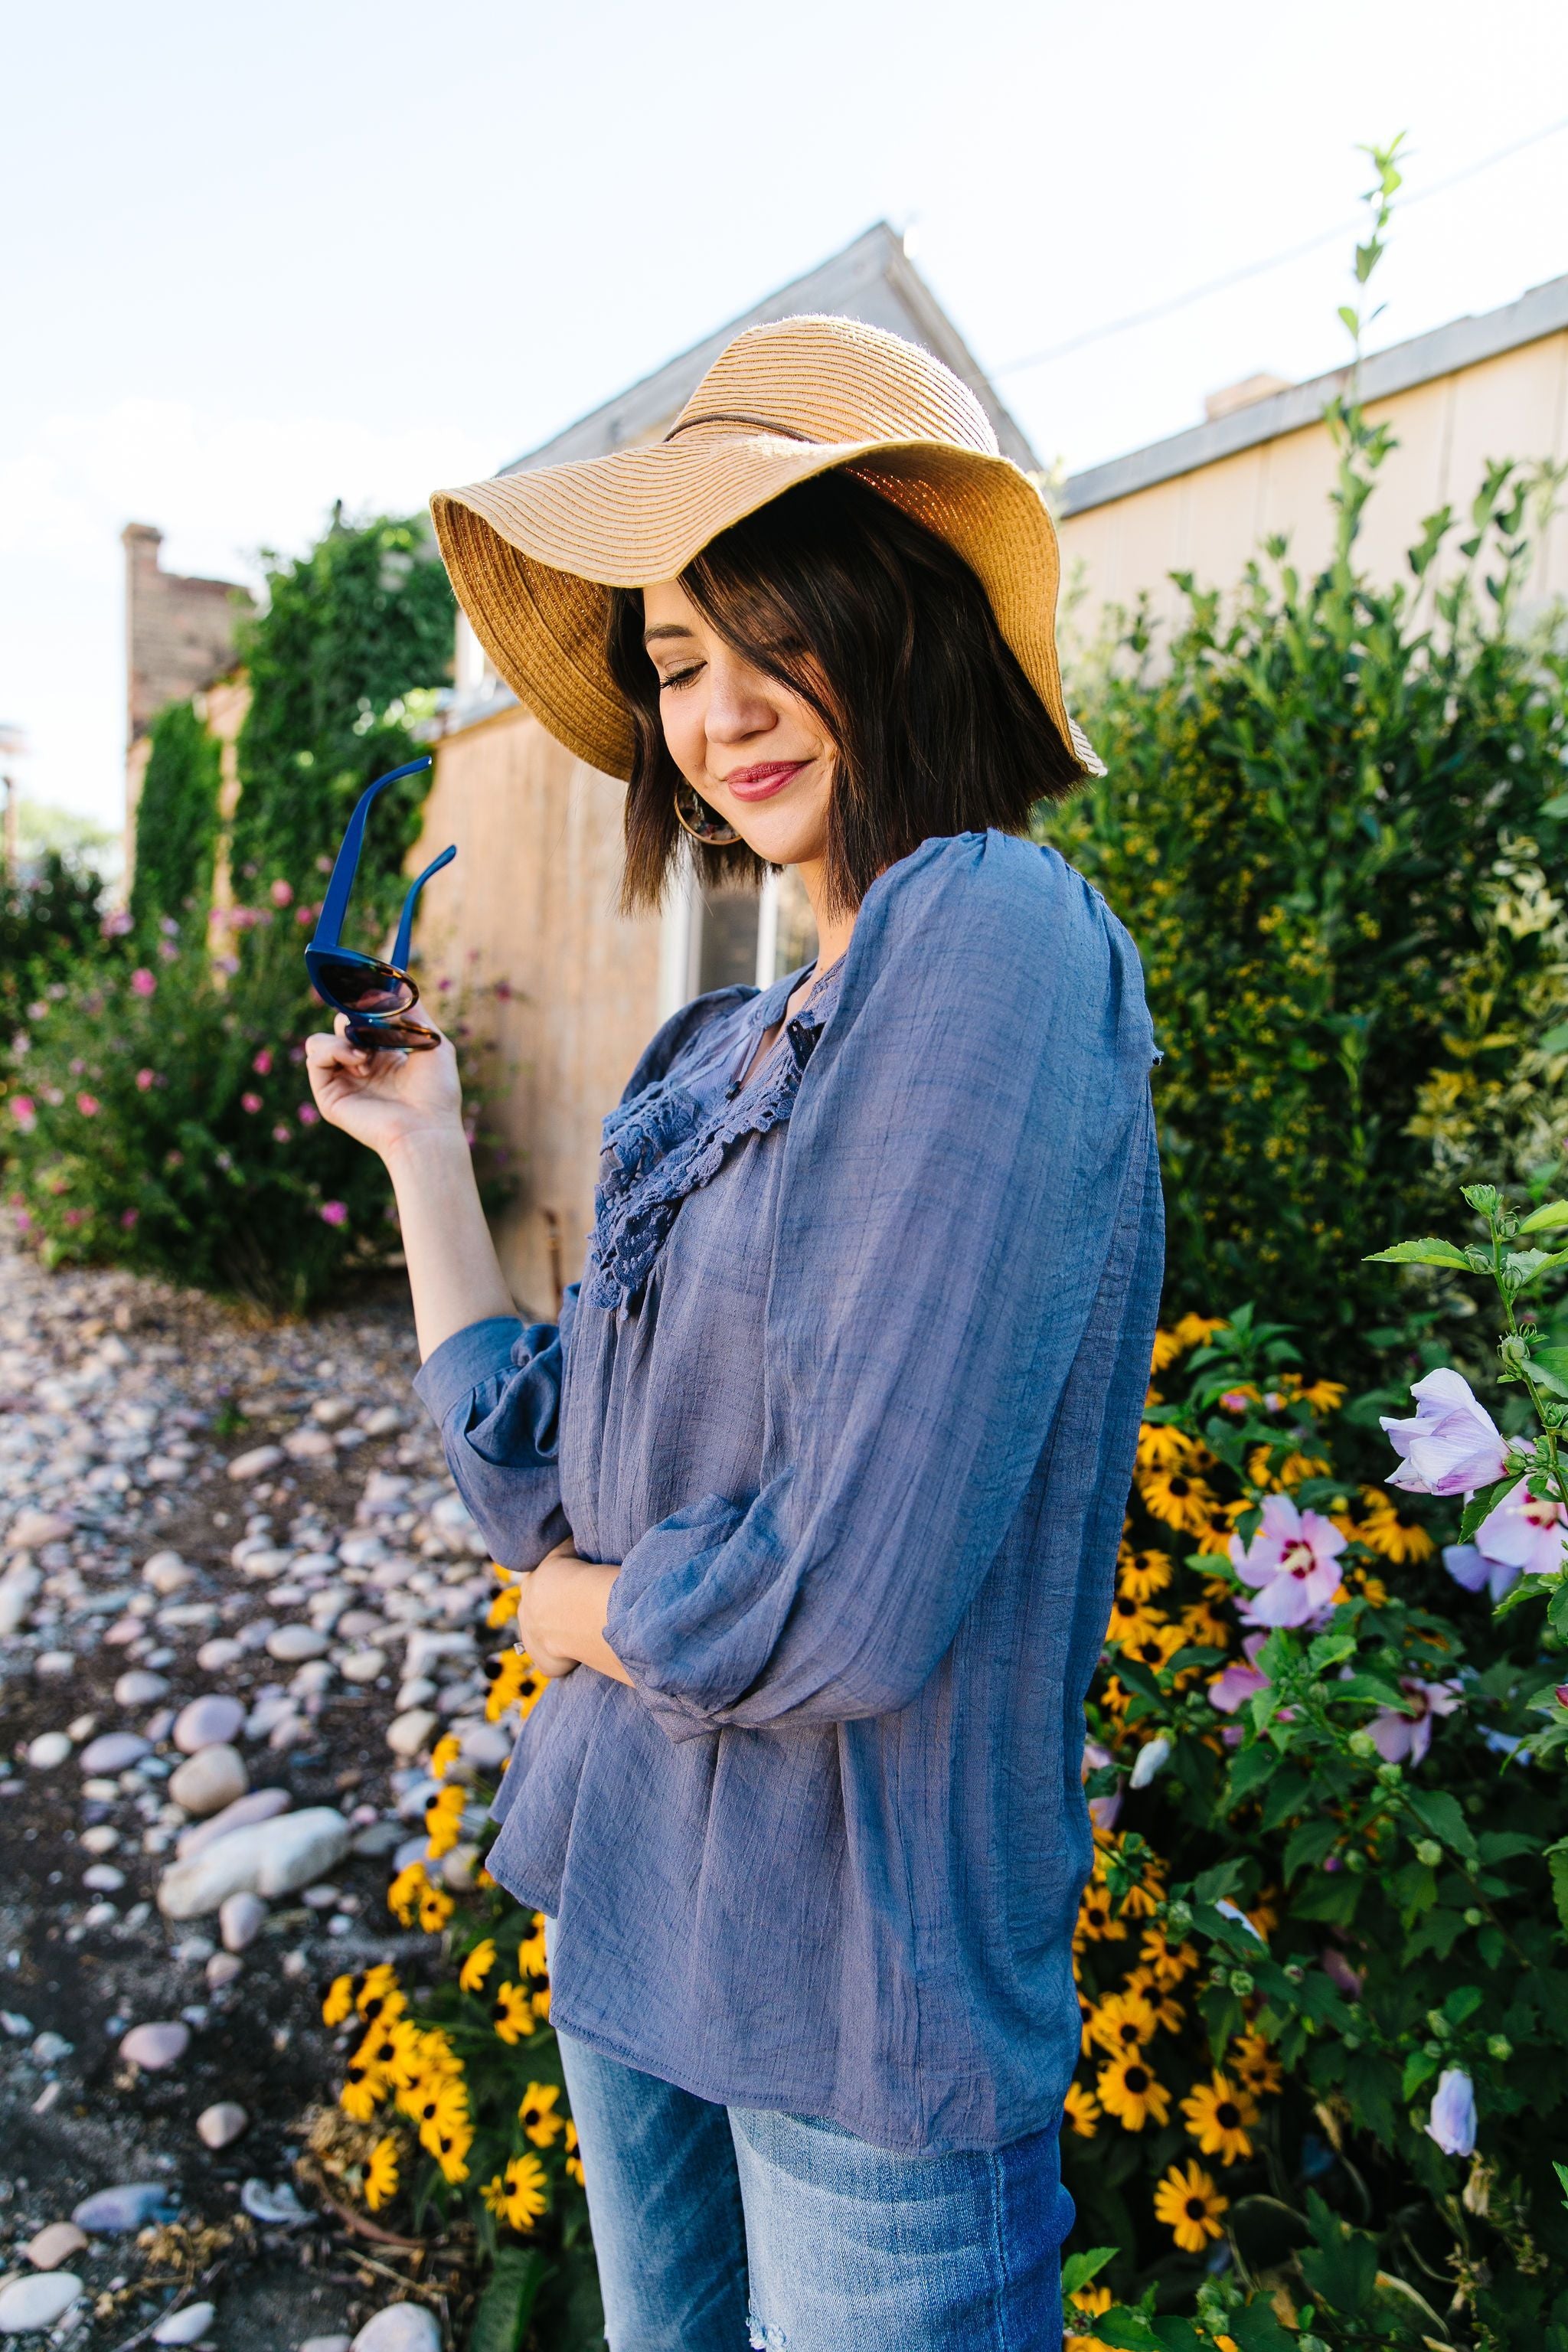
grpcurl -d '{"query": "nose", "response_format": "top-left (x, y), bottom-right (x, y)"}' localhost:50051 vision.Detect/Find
top-left (704, 648), bottom-right (776, 750)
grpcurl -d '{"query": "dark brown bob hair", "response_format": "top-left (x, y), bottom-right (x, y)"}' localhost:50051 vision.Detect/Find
top-left (606, 470), bottom-right (1080, 916)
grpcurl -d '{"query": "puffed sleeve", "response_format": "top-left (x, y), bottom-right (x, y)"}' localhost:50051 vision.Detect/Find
top-left (413, 1298), bottom-right (576, 1571)
top-left (605, 831), bottom-right (1161, 1736)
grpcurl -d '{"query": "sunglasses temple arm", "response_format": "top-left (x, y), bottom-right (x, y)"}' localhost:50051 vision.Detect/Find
top-left (312, 755), bottom-right (433, 949)
top-left (391, 844), bottom-right (457, 972)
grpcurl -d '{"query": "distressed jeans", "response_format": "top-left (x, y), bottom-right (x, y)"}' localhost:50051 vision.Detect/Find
top-left (556, 2026), bottom-right (1073, 2351)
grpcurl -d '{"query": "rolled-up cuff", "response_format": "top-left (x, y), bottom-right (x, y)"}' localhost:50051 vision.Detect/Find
top-left (413, 1315), bottom-right (527, 1428)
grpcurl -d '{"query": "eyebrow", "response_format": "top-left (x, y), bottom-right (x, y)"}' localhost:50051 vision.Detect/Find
top-left (642, 622), bottom-right (696, 646)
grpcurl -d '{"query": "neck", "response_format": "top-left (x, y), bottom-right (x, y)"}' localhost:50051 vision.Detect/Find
top-left (795, 856), bottom-right (858, 977)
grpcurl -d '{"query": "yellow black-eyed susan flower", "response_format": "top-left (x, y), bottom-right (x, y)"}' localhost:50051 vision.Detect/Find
top-left (491, 1981), bottom-right (534, 2044)
top-left (1073, 1885), bottom-right (1128, 1944)
top-left (362, 2135), bottom-right (399, 2213)
top-left (564, 2118), bottom-right (585, 2186)
top-left (1123, 1965), bottom-right (1184, 2036)
top-left (387, 1862), bottom-right (428, 1927)
top-left (1062, 2081), bottom-right (1101, 2138)
top-left (1357, 1486), bottom-right (1436, 1564)
top-left (1137, 1466), bottom-right (1219, 1535)
top-left (1086, 1989), bottom-right (1157, 2060)
top-left (1138, 1923), bottom-right (1199, 1989)
top-left (1181, 2073), bottom-right (1257, 2165)
top-left (518, 2080), bottom-right (564, 2147)
top-left (1096, 2052), bottom-right (1171, 2131)
top-left (1154, 2158), bottom-right (1229, 2252)
top-left (1065, 2282), bottom-right (1114, 2352)
top-left (321, 1972), bottom-right (355, 2027)
top-left (1119, 1547), bottom-right (1174, 1603)
top-left (1103, 1591), bottom-right (1160, 1650)
top-left (459, 1939), bottom-right (497, 1994)
top-left (338, 2060), bottom-right (385, 2123)
top-left (429, 1731), bottom-right (462, 1780)
top-left (483, 2151), bottom-right (548, 2230)
top-left (1229, 2029), bottom-right (1282, 2096)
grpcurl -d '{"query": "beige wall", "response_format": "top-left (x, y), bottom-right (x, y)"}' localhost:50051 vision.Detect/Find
top-left (412, 704), bottom-right (664, 1318)
top-left (1057, 327), bottom-right (1568, 649)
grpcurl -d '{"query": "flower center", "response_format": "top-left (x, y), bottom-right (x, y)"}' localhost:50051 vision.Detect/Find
top-left (1280, 1539), bottom-right (1313, 1577)
top-left (1217, 2102), bottom-right (1242, 2129)
top-left (1184, 2196), bottom-right (1207, 2219)
top-left (1125, 2066), bottom-right (1148, 2093)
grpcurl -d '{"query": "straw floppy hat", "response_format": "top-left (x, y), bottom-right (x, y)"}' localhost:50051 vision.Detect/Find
top-left (430, 314), bottom-right (1103, 782)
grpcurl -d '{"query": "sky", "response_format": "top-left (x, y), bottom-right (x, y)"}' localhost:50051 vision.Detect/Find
top-left (3, 0), bottom-right (1566, 829)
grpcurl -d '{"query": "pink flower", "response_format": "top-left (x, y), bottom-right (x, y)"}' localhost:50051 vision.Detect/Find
top-left (296, 905), bottom-right (315, 928)
top-left (100, 908), bottom-right (133, 939)
top-left (12, 1208), bottom-right (31, 1232)
top-left (1369, 1674), bottom-right (1463, 1766)
top-left (1207, 1632), bottom-right (1272, 1713)
top-left (1080, 1737), bottom-right (1122, 1833)
top-left (120, 1208), bottom-right (139, 1230)
top-left (1473, 1478), bottom-right (1566, 1580)
top-left (135, 1069), bottom-right (156, 1092)
top-left (319, 1200), bottom-right (348, 1227)
top-left (158, 938), bottom-right (178, 962)
top-left (270, 879), bottom-right (294, 907)
top-left (76, 1093), bottom-right (100, 1118)
top-left (297, 1102), bottom-right (319, 1126)
top-left (1230, 1493), bottom-right (1347, 1628)
top-left (63, 1207), bottom-right (85, 1228)
top-left (1380, 1368), bottom-right (1511, 1498)
top-left (272, 1123), bottom-right (291, 1143)
top-left (252, 1049), bottom-right (273, 1076)
top-left (129, 968), bottom-right (156, 998)
top-left (9, 1096), bottom-right (36, 1132)
top-left (1319, 1945), bottom-right (1364, 1999)
top-left (240, 1093), bottom-right (263, 1113)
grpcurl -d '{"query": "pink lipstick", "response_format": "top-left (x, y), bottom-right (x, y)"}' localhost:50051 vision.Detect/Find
top-left (717, 760), bottom-right (808, 803)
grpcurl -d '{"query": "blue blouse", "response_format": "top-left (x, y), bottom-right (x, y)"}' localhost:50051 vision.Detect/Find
top-left (413, 831), bottom-right (1163, 2152)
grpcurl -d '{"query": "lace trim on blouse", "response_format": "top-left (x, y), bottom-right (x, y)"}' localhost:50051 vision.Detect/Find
top-left (586, 961), bottom-right (844, 1310)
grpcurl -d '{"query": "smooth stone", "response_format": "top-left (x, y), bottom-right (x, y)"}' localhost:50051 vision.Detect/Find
top-left (339, 1648), bottom-right (386, 1684)
top-left (206, 1951), bottom-right (243, 1989)
top-left (8, 1507), bottom-right (73, 1549)
top-left (152, 2305), bottom-right (216, 2346)
top-left (196, 1636), bottom-right (244, 1671)
top-left (266, 1713), bottom-right (307, 1751)
top-left (24, 2221), bottom-right (88, 2269)
top-left (114, 1668), bottom-right (169, 1705)
top-left (0, 1565), bottom-right (41, 1635)
top-left (196, 2099), bottom-right (248, 2148)
top-left (0, 2272), bottom-right (82, 2332)
top-left (35, 1649), bottom-right (76, 1677)
top-left (351, 2305), bottom-right (441, 2352)
top-left (72, 2180), bottom-right (178, 2233)
top-left (386, 1707), bottom-right (437, 1759)
top-left (240, 2177), bottom-right (311, 2226)
top-left (119, 2020), bottom-right (190, 2069)
top-left (80, 1732), bottom-right (150, 1774)
top-left (266, 1623), bottom-right (328, 1662)
top-left (243, 1693), bottom-right (296, 1737)
top-left (312, 1398), bottom-right (356, 1426)
top-left (31, 2030), bottom-right (73, 2065)
top-left (300, 2340), bottom-right (353, 2352)
top-left (168, 1745), bottom-right (248, 1817)
top-left (142, 1552), bottom-right (192, 1595)
top-left (283, 1427), bottom-right (335, 1461)
top-left (457, 1722), bottom-right (513, 1771)
top-left (80, 1825), bottom-right (121, 1855)
top-left (83, 1863), bottom-right (126, 1891)
top-left (227, 1445), bottom-right (284, 1481)
top-left (180, 1788), bottom-right (291, 1860)
top-left (395, 1679), bottom-right (436, 1711)
top-left (173, 1694), bottom-right (245, 1753)
top-left (219, 1890), bottom-right (267, 1951)
top-left (26, 1731), bottom-right (72, 1769)
top-left (157, 1807), bottom-right (351, 1919)
top-left (361, 1406), bottom-right (402, 1436)
top-left (172, 1935), bottom-right (215, 1965)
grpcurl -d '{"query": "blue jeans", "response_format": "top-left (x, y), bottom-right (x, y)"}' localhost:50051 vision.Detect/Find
top-left (556, 2027), bottom-right (1073, 2351)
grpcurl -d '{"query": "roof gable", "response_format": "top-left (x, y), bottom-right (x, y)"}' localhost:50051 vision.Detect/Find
top-left (503, 223), bottom-right (1040, 475)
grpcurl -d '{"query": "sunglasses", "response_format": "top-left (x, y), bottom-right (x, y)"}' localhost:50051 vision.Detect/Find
top-left (304, 756), bottom-right (456, 1051)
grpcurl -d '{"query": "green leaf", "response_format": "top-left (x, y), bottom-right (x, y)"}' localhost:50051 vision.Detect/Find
top-left (1227, 1743), bottom-right (1278, 1803)
top-left (1306, 1632), bottom-right (1357, 1674)
top-left (1555, 2158), bottom-right (1568, 2213)
top-left (1402, 2047), bottom-right (1439, 2099)
top-left (1333, 1672), bottom-right (1409, 1709)
top-left (468, 2249), bottom-right (547, 2352)
top-left (1517, 1246), bottom-right (1568, 1285)
top-left (1363, 1237), bottom-right (1472, 1270)
top-left (1406, 1787), bottom-right (1478, 1861)
top-left (1541, 1021), bottom-right (1568, 1050)
top-left (1299, 2219), bottom-right (1380, 2315)
top-left (1225, 2303), bottom-right (1301, 2352)
top-left (1192, 1860), bottom-right (1246, 1908)
top-left (1084, 2312), bottom-right (1165, 2351)
top-left (1519, 1198), bottom-right (1568, 1234)
top-left (1547, 1841), bottom-right (1568, 1932)
top-left (1459, 1475), bottom-right (1517, 1544)
top-left (1060, 2247), bottom-right (1119, 2298)
top-left (1443, 1982), bottom-right (1484, 2027)
top-left (1284, 1817), bottom-right (1341, 1880)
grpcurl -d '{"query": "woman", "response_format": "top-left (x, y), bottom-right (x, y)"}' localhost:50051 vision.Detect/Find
top-left (308, 316), bottom-right (1163, 2351)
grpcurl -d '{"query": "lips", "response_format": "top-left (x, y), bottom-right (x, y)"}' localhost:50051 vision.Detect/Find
top-left (717, 760), bottom-right (807, 803)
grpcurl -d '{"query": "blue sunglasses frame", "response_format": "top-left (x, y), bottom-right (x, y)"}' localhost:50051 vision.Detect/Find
top-left (304, 756), bottom-right (456, 1050)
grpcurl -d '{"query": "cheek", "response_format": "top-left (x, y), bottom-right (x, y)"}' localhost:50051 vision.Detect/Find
top-left (658, 693), bottom-right (707, 782)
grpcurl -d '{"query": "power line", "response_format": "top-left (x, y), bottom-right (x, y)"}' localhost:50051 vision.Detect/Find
top-left (992, 114), bottom-right (1568, 378)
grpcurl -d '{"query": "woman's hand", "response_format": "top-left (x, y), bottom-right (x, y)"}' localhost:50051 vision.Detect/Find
top-left (514, 1540), bottom-right (631, 1687)
top-left (305, 1015), bottom-right (464, 1167)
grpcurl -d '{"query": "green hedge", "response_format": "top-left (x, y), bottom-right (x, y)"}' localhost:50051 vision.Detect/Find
top-left (129, 699), bottom-right (222, 934)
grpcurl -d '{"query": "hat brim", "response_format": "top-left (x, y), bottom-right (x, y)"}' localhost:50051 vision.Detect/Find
top-left (430, 430), bottom-right (1103, 782)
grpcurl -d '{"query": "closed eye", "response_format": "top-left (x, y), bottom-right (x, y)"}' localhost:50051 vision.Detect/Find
top-left (658, 665), bottom-right (703, 692)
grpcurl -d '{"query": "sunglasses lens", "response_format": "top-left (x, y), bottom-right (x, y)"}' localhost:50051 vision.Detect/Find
top-left (345, 1017), bottom-right (438, 1053)
top-left (312, 955), bottom-right (416, 1016)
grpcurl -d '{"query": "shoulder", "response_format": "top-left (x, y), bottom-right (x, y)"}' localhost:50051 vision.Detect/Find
top-left (851, 831), bottom-right (1147, 1025)
top-left (618, 985), bottom-right (755, 1106)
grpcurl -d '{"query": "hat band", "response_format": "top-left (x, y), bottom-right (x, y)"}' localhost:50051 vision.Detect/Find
top-left (662, 411), bottom-right (822, 445)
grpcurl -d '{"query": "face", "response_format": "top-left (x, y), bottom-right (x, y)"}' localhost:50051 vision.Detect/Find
top-left (641, 577), bottom-right (836, 870)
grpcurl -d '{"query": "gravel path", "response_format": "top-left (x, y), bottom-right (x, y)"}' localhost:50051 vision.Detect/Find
top-left (0, 1248), bottom-right (507, 2349)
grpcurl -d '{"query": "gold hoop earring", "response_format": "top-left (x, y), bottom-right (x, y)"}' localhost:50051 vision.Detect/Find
top-left (672, 779), bottom-right (740, 846)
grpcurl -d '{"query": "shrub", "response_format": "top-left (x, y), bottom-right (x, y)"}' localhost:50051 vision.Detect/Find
top-left (1063, 1293), bottom-right (1566, 2351)
top-left (233, 508), bottom-right (455, 913)
top-left (1050, 168), bottom-right (1568, 1381)
top-left (130, 700), bottom-right (223, 936)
